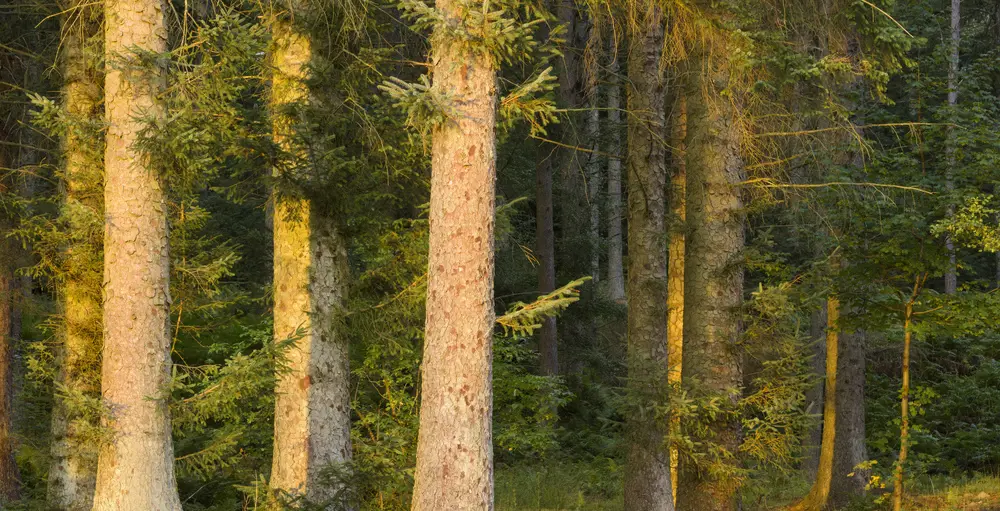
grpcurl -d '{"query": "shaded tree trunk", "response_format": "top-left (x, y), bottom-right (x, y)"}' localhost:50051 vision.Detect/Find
top-left (606, 45), bottom-right (625, 303)
top-left (801, 305), bottom-right (827, 480)
top-left (677, 38), bottom-right (745, 511)
top-left (944, 0), bottom-right (960, 295)
top-left (410, 0), bottom-right (498, 507)
top-left (269, 11), bottom-right (353, 504)
top-left (584, 28), bottom-right (601, 285)
top-left (48, 2), bottom-right (103, 508)
top-left (0, 210), bottom-right (21, 506)
top-left (828, 329), bottom-right (868, 508)
top-left (623, 5), bottom-right (673, 510)
top-left (91, 0), bottom-right (181, 506)
top-left (537, 140), bottom-right (558, 376)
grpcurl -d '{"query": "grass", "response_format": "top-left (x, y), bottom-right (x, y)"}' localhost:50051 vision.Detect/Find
top-left (495, 458), bottom-right (624, 511)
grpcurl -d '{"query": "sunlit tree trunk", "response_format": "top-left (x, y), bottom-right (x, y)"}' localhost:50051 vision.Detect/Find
top-left (677, 37), bottom-right (745, 511)
top-left (623, 4), bottom-right (673, 510)
top-left (536, 140), bottom-right (558, 375)
top-left (790, 298), bottom-right (840, 511)
top-left (802, 305), bottom-right (826, 479)
top-left (892, 277), bottom-right (923, 511)
top-left (48, 3), bottom-right (102, 508)
top-left (667, 94), bottom-right (686, 503)
top-left (91, 0), bottom-right (181, 506)
top-left (269, 10), bottom-right (353, 503)
top-left (410, 0), bottom-right (498, 507)
top-left (606, 45), bottom-right (625, 303)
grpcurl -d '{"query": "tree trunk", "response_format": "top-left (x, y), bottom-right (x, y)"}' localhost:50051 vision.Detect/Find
top-left (536, 140), bottom-right (558, 376)
top-left (91, 0), bottom-right (181, 507)
top-left (677, 40), bottom-right (745, 511)
top-left (828, 329), bottom-right (868, 508)
top-left (944, 0), bottom-right (960, 295)
top-left (801, 305), bottom-right (827, 480)
top-left (269, 13), bottom-right (353, 504)
top-left (606, 45), bottom-right (625, 303)
top-left (584, 29), bottom-right (601, 285)
top-left (623, 5), bottom-right (673, 510)
top-left (48, 3), bottom-right (102, 508)
top-left (790, 298), bottom-right (840, 511)
top-left (892, 279), bottom-right (922, 511)
top-left (0, 212), bottom-right (21, 506)
top-left (410, 0), bottom-right (498, 508)
top-left (667, 94), bottom-right (687, 503)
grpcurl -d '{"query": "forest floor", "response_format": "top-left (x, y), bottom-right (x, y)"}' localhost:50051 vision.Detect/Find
top-left (495, 463), bottom-right (1000, 511)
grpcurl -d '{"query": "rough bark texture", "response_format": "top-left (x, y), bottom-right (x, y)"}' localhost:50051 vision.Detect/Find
top-left (48, 3), bottom-right (102, 508)
top-left (802, 305), bottom-right (827, 479)
top-left (270, 15), bottom-right (353, 503)
top-left (92, 0), bottom-right (181, 506)
top-left (829, 329), bottom-right (868, 508)
top-left (623, 7), bottom-right (673, 511)
top-left (677, 40), bottom-right (745, 511)
top-left (667, 94), bottom-right (687, 503)
top-left (0, 213), bottom-right (21, 506)
top-left (536, 140), bottom-right (559, 376)
top-left (584, 32), bottom-right (601, 285)
top-left (606, 48), bottom-right (625, 303)
top-left (410, 1), bottom-right (498, 508)
top-left (791, 298), bottom-right (840, 511)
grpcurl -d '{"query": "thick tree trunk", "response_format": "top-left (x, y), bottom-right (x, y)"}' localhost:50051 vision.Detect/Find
top-left (667, 94), bottom-right (687, 503)
top-left (790, 298), bottom-right (840, 511)
top-left (48, 3), bottom-right (102, 508)
top-left (944, 0), bottom-right (960, 295)
top-left (802, 305), bottom-right (827, 479)
top-left (536, 141), bottom-right (558, 376)
top-left (677, 40), bottom-right (745, 511)
top-left (0, 215), bottom-right (21, 506)
top-left (410, 0), bottom-right (498, 508)
top-left (584, 32), bottom-right (601, 285)
top-left (606, 47), bottom-right (625, 303)
top-left (623, 6), bottom-right (673, 511)
top-left (270, 14), bottom-right (353, 504)
top-left (92, 0), bottom-right (181, 506)
top-left (828, 329), bottom-right (868, 508)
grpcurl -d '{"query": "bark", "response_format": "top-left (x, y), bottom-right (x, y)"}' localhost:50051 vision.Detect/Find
top-left (802, 306), bottom-right (827, 479)
top-left (677, 40), bottom-right (745, 511)
top-left (270, 14), bottom-right (353, 504)
top-left (606, 46), bottom-right (625, 303)
top-left (584, 29), bottom-right (601, 285)
top-left (892, 279), bottom-right (922, 511)
top-left (828, 329), bottom-right (868, 508)
top-left (536, 140), bottom-right (558, 376)
top-left (623, 6), bottom-right (673, 511)
top-left (667, 94), bottom-right (687, 503)
top-left (0, 214), bottom-right (21, 506)
top-left (91, 0), bottom-right (181, 506)
top-left (48, 3), bottom-right (102, 508)
top-left (410, 1), bottom-right (498, 508)
top-left (944, 0), bottom-right (960, 295)
top-left (790, 298), bottom-right (840, 511)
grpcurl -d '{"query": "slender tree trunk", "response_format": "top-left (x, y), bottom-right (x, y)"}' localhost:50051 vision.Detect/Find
top-left (791, 298), bottom-right (840, 511)
top-left (677, 39), bottom-right (745, 511)
top-left (667, 94), bottom-right (687, 503)
top-left (584, 28), bottom-right (601, 285)
top-left (410, 0), bottom-right (498, 507)
top-left (92, 0), bottom-right (180, 506)
top-left (0, 211), bottom-right (21, 506)
top-left (48, 3), bottom-right (102, 508)
top-left (554, 0), bottom-right (587, 277)
top-left (269, 12), bottom-right (353, 503)
top-left (537, 141), bottom-right (558, 376)
top-left (802, 305), bottom-right (827, 479)
top-left (606, 46), bottom-right (625, 303)
top-left (623, 5), bottom-right (673, 510)
top-left (892, 278), bottom-right (923, 511)
top-left (944, 0), bottom-right (960, 295)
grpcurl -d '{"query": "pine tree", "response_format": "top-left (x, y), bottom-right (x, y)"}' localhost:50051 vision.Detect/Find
top-left (91, 0), bottom-right (182, 506)
top-left (605, 42), bottom-right (625, 303)
top-left (0, 198), bottom-right (20, 506)
top-left (46, 2), bottom-right (103, 508)
top-left (410, 0), bottom-right (499, 506)
top-left (623, 2), bottom-right (673, 509)
top-left (268, 2), bottom-right (353, 502)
